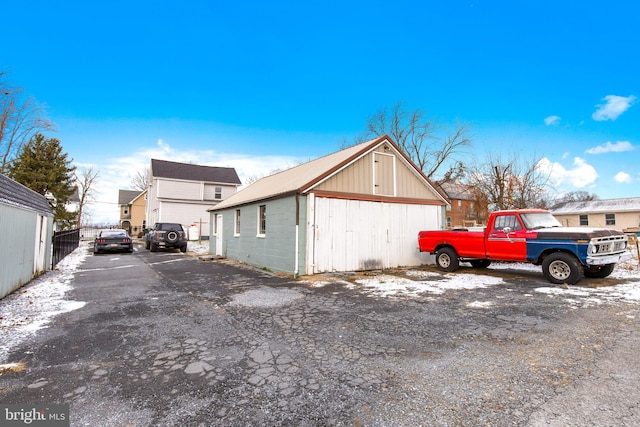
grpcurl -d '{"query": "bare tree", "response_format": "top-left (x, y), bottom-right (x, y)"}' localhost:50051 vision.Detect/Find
top-left (467, 152), bottom-right (554, 213)
top-left (1, 71), bottom-right (56, 174)
top-left (76, 167), bottom-right (100, 228)
top-left (363, 102), bottom-right (472, 179)
top-left (555, 191), bottom-right (599, 205)
top-left (130, 167), bottom-right (149, 191)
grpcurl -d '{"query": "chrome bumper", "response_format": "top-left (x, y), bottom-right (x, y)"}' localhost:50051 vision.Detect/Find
top-left (587, 251), bottom-right (633, 266)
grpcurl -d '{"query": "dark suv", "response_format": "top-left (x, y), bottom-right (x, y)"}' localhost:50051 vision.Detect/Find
top-left (145, 222), bottom-right (188, 252)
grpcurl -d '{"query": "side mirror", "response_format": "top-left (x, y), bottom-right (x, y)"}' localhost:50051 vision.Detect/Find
top-left (503, 227), bottom-right (512, 235)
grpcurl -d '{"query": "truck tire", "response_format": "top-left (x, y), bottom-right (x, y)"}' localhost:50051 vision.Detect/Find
top-left (150, 242), bottom-right (158, 252)
top-left (435, 247), bottom-right (459, 272)
top-left (542, 252), bottom-right (583, 285)
top-left (584, 264), bottom-right (615, 279)
top-left (145, 240), bottom-right (150, 250)
top-left (469, 259), bottom-right (492, 268)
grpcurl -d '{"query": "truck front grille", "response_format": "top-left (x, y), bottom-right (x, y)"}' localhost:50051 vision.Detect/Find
top-left (588, 235), bottom-right (628, 256)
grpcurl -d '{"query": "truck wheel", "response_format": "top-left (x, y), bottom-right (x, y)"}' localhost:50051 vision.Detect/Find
top-left (435, 247), bottom-right (459, 272)
top-left (180, 245), bottom-right (187, 253)
top-left (145, 240), bottom-right (150, 250)
top-left (150, 243), bottom-right (158, 252)
top-left (469, 259), bottom-right (491, 268)
top-left (584, 264), bottom-right (615, 279)
top-left (542, 252), bottom-right (583, 285)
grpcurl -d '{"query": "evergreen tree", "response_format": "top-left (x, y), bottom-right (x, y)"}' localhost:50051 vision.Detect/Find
top-left (8, 133), bottom-right (76, 225)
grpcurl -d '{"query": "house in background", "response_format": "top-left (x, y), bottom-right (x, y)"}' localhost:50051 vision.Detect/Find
top-left (147, 159), bottom-right (241, 237)
top-left (0, 174), bottom-right (54, 299)
top-left (209, 136), bottom-right (448, 276)
top-left (119, 189), bottom-right (147, 236)
top-left (551, 197), bottom-right (640, 232)
top-left (438, 180), bottom-right (485, 228)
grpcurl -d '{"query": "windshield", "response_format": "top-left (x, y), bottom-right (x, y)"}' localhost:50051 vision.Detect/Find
top-left (520, 212), bottom-right (562, 230)
top-left (101, 230), bottom-right (127, 237)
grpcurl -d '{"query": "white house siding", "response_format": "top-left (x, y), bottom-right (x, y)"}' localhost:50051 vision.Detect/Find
top-left (0, 203), bottom-right (53, 299)
top-left (210, 195), bottom-right (307, 275)
top-left (157, 179), bottom-right (202, 200)
top-left (307, 196), bottom-right (440, 273)
top-left (158, 201), bottom-right (212, 236)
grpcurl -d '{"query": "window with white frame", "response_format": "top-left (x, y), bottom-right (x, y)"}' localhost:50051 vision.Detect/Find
top-left (579, 215), bottom-right (588, 226)
top-left (257, 205), bottom-right (266, 236)
top-left (234, 209), bottom-right (241, 235)
top-left (215, 187), bottom-right (222, 200)
top-left (605, 213), bottom-right (616, 225)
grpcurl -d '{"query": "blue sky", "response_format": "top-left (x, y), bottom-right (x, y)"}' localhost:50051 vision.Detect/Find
top-left (2, 1), bottom-right (638, 223)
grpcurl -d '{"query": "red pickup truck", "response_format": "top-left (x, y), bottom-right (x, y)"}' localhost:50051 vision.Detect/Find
top-left (418, 209), bottom-right (632, 284)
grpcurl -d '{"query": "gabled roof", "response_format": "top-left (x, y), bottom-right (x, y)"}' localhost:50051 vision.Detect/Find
top-left (211, 135), bottom-right (448, 211)
top-left (151, 159), bottom-right (241, 185)
top-left (0, 173), bottom-right (53, 216)
top-left (551, 197), bottom-right (640, 214)
top-left (118, 189), bottom-right (142, 205)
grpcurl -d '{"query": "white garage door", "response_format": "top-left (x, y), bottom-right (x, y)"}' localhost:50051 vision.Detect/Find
top-left (307, 196), bottom-right (441, 273)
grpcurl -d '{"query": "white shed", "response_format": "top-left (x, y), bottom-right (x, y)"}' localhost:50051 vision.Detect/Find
top-left (0, 174), bottom-right (54, 299)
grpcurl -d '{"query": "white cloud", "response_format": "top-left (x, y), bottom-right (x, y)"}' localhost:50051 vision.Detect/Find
top-left (614, 171), bottom-right (633, 183)
top-left (592, 95), bottom-right (636, 121)
top-left (544, 115), bottom-right (561, 126)
top-left (83, 140), bottom-right (304, 224)
top-left (586, 140), bottom-right (635, 154)
top-left (537, 157), bottom-right (598, 188)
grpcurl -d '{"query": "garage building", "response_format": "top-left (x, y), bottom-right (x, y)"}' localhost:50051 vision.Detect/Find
top-left (209, 136), bottom-right (448, 276)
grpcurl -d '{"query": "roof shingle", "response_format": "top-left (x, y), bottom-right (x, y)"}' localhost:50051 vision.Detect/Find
top-left (151, 159), bottom-right (241, 185)
top-left (551, 197), bottom-right (640, 214)
top-left (118, 189), bottom-right (143, 205)
top-left (0, 173), bottom-right (53, 216)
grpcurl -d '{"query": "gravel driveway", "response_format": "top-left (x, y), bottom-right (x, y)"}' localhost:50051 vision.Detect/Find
top-left (1, 243), bottom-right (639, 426)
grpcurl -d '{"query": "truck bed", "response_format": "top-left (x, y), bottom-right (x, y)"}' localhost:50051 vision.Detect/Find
top-left (418, 228), bottom-right (486, 259)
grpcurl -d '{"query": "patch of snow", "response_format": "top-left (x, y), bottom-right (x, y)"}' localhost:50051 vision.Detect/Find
top-left (467, 301), bottom-right (493, 308)
top-left (352, 273), bottom-right (504, 298)
top-left (187, 241), bottom-right (210, 255)
top-left (0, 244), bottom-right (88, 363)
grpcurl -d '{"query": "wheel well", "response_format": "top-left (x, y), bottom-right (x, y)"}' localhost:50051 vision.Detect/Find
top-left (434, 244), bottom-right (457, 256)
top-left (537, 249), bottom-right (581, 266)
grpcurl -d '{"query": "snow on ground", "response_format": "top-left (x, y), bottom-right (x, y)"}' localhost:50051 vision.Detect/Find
top-left (0, 244), bottom-right (88, 364)
top-left (346, 246), bottom-right (639, 305)
top-left (0, 240), bottom-right (210, 364)
top-left (352, 272), bottom-right (504, 297)
top-left (187, 240), bottom-right (211, 255)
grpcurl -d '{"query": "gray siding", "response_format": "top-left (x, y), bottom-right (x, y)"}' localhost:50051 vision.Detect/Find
top-left (0, 203), bottom-right (53, 299)
top-left (211, 195), bottom-right (307, 275)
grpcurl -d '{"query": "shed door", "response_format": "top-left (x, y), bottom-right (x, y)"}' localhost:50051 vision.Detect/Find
top-left (215, 214), bottom-right (223, 256)
top-left (34, 214), bottom-right (47, 272)
top-left (373, 152), bottom-right (395, 196)
top-left (309, 196), bottom-right (440, 273)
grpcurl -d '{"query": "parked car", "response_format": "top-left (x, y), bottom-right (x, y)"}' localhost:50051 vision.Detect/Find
top-left (145, 222), bottom-right (188, 252)
top-left (94, 229), bottom-right (134, 254)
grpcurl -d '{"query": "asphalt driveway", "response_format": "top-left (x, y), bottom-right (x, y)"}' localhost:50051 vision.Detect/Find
top-left (1, 243), bottom-right (639, 426)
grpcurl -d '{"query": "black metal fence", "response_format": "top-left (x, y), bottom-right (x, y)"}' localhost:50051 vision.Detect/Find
top-left (52, 228), bottom-right (80, 268)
